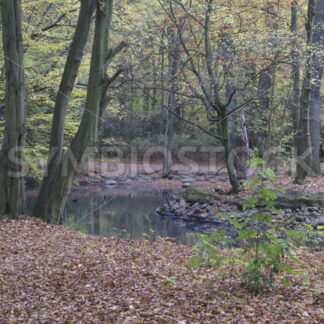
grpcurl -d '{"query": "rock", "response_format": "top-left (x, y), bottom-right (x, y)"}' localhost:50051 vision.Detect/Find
top-left (171, 202), bottom-right (180, 212)
top-left (196, 177), bottom-right (204, 181)
top-left (182, 188), bottom-right (217, 204)
top-left (106, 180), bottom-right (116, 186)
top-left (78, 180), bottom-right (88, 186)
top-left (101, 173), bottom-right (114, 180)
top-left (235, 191), bottom-right (324, 210)
top-left (117, 176), bottom-right (128, 182)
top-left (295, 215), bottom-right (306, 222)
top-left (179, 199), bottom-right (187, 209)
top-left (192, 202), bottom-right (200, 210)
top-left (313, 217), bottom-right (324, 227)
top-left (193, 213), bottom-right (208, 220)
top-left (182, 182), bottom-right (191, 188)
top-left (182, 177), bottom-right (195, 182)
top-left (206, 206), bottom-right (215, 217)
top-left (214, 186), bottom-right (224, 195)
top-left (161, 203), bottom-right (169, 211)
top-left (197, 171), bottom-right (205, 176)
top-left (275, 191), bottom-right (324, 208)
top-left (216, 177), bottom-right (228, 182)
top-left (174, 207), bottom-right (186, 216)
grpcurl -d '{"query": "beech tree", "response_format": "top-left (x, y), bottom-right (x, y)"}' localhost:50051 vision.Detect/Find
top-left (309, 0), bottom-right (324, 175)
top-left (0, 0), bottom-right (26, 218)
top-left (33, 0), bottom-right (125, 223)
top-left (294, 0), bottom-right (316, 184)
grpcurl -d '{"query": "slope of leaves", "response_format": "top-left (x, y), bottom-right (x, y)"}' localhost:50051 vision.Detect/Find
top-left (0, 217), bottom-right (323, 323)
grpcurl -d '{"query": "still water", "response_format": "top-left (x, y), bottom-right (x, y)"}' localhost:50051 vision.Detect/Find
top-left (26, 185), bottom-right (202, 246)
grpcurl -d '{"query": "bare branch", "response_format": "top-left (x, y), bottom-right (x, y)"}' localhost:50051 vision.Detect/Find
top-left (106, 41), bottom-right (127, 61)
top-left (293, 0), bottom-right (308, 22)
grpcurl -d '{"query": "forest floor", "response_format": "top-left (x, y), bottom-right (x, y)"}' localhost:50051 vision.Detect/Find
top-left (0, 217), bottom-right (323, 323)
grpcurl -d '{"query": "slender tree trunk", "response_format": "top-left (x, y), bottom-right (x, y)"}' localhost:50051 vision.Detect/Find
top-left (258, 65), bottom-right (273, 155)
top-left (222, 116), bottom-right (240, 193)
top-left (227, 96), bottom-right (249, 180)
top-left (295, 0), bottom-right (316, 184)
top-left (159, 29), bottom-right (165, 116)
top-left (290, 1), bottom-right (301, 152)
top-left (163, 27), bottom-right (179, 177)
top-left (152, 54), bottom-right (158, 111)
top-left (309, 0), bottom-right (324, 175)
top-left (33, 0), bottom-right (96, 218)
top-left (34, 0), bottom-right (122, 223)
top-left (143, 88), bottom-right (150, 112)
top-left (221, 28), bottom-right (249, 180)
top-left (0, 0), bottom-right (26, 218)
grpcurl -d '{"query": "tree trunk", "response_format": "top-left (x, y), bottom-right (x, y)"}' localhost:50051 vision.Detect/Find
top-left (227, 100), bottom-right (249, 180)
top-left (163, 27), bottom-right (179, 177)
top-left (152, 54), bottom-right (158, 111)
top-left (222, 116), bottom-right (240, 193)
top-left (309, 0), bottom-right (324, 175)
top-left (295, 0), bottom-right (316, 184)
top-left (222, 30), bottom-right (249, 180)
top-left (33, 0), bottom-right (96, 219)
top-left (0, 0), bottom-right (26, 218)
top-left (34, 0), bottom-right (122, 223)
top-left (290, 1), bottom-right (301, 151)
top-left (159, 30), bottom-right (165, 117)
top-left (257, 66), bottom-right (273, 155)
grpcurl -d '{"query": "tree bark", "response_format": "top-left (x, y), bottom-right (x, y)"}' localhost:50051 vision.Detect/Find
top-left (0, 0), bottom-right (26, 218)
top-left (34, 0), bottom-right (124, 223)
top-left (33, 0), bottom-right (96, 219)
top-left (295, 0), bottom-right (316, 184)
top-left (290, 1), bottom-right (301, 151)
top-left (309, 0), bottom-right (324, 175)
top-left (222, 32), bottom-right (249, 180)
top-left (221, 115), bottom-right (240, 193)
top-left (163, 27), bottom-right (179, 177)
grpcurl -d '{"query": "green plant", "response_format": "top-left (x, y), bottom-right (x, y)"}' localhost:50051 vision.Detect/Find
top-left (284, 223), bottom-right (322, 249)
top-left (188, 158), bottom-right (298, 291)
top-left (237, 158), bottom-right (293, 289)
top-left (187, 230), bottom-right (227, 269)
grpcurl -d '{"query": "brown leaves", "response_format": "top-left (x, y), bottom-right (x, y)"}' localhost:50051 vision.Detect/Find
top-left (0, 216), bottom-right (323, 323)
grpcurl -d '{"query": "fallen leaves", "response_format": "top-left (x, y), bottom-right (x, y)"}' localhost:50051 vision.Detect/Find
top-left (0, 216), bottom-right (323, 323)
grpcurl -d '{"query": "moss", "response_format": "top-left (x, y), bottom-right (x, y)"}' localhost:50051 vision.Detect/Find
top-left (235, 192), bottom-right (324, 209)
top-left (275, 192), bottom-right (324, 208)
top-left (182, 188), bottom-right (217, 204)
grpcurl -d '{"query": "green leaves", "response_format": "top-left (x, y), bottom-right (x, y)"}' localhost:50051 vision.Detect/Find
top-left (187, 255), bottom-right (205, 267)
top-left (246, 157), bottom-right (265, 167)
top-left (187, 160), bottom-right (312, 291)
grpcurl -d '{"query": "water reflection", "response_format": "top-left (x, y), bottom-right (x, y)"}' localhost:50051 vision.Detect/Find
top-left (26, 187), bottom-right (199, 246)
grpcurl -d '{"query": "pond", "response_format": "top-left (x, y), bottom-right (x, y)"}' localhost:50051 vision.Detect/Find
top-left (26, 184), bottom-right (207, 246)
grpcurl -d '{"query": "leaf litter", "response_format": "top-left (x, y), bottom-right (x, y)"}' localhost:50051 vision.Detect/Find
top-left (0, 216), bottom-right (323, 323)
